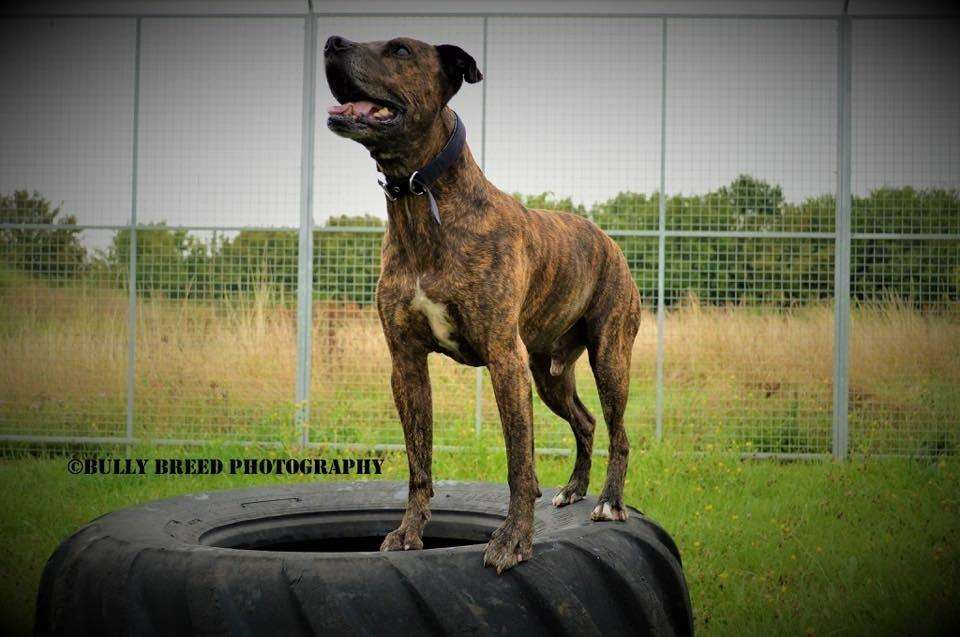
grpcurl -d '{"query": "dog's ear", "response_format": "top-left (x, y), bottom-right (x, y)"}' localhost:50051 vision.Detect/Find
top-left (437, 44), bottom-right (483, 95)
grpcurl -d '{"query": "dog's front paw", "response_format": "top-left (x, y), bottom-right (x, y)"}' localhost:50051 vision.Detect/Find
top-left (551, 489), bottom-right (585, 507)
top-left (380, 526), bottom-right (424, 551)
top-left (483, 520), bottom-right (533, 574)
top-left (590, 499), bottom-right (629, 522)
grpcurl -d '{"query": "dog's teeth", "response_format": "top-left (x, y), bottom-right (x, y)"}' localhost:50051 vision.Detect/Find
top-left (374, 107), bottom-right (392, 119)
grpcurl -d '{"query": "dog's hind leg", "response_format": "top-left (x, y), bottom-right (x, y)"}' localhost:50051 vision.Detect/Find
top-left (529, 350), bottom-right (596, 507)
top-left (586, 304), bottom-right (640, 522)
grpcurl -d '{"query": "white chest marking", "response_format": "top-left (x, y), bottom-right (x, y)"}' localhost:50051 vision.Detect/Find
top-left (411, 278), bottom-right (460, 353)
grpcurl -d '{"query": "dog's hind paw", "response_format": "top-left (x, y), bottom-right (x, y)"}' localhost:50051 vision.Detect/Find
top-left (551, 490), bottom-right (584, 507)
top-left (590, 500), bottom-right (629, 522)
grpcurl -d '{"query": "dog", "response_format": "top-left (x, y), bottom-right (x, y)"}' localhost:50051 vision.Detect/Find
top-left (324, 35), bottom-right (640, 573)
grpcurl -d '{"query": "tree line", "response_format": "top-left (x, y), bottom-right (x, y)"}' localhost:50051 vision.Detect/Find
top-left (1, 175), bottom-right (957, 308)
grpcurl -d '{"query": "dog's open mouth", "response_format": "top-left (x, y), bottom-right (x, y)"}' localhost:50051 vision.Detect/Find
top-left (327, 82), bottom-right (403, 128)
top-left (327, 95), bottom-right (403, 129)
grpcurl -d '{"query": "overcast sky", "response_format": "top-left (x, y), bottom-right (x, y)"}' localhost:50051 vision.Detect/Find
top-left (0, 15), bottom-right (957, 237)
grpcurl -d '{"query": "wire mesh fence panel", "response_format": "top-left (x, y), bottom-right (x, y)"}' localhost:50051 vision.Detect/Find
top-left (132, 228), bottom-right (298, 442)
top-left (0, 18), bottom-right (135, 227)
top-left (849, 239), bottom-right (960, 456)
top-left (662, 237), bottom-right (835, 454)
top-left (311, 17), bottom-right (484, 446)
top-left (485, 17), bottom-right (662, 232)
top-left (0, 10), bottom-right (957, 459)
top-left (665, 19), bottom-right (837, 233)
top-left (0, 18), bottom-right (135, 445)
top-left (0, 228), bottom-right (128, 438)
top-left (137, 18), bottom-right (304, 228)
top-left (311, 229), bottom-right (392, 447)
top-left (851, 19), bottom-right (960, 235)
top-left (126, 18), bottom-right (306, 443)
top-left (848, 18), bottom-right (960, 457)
top-left (662, 18), bottom-right (838, 454)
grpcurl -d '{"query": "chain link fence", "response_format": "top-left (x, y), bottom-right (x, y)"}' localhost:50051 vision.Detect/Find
top-left (1, 7), bottom-right (957, 458)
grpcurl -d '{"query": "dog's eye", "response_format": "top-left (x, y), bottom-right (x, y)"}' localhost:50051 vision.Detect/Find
top-left (393, 44), bottom-right (411, 58)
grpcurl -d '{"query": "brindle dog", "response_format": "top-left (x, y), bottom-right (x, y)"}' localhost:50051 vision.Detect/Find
top-left (324, 35), bottom-right (640, 573)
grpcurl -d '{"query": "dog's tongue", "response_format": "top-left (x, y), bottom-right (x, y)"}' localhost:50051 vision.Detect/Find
top-left (327, 101), bottom-right (378, 116)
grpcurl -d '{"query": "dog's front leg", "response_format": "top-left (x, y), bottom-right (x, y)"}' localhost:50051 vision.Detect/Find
top-left (380, 348), bottom-right (433, 552)
top-left (483, 334), bottom-right (539, 573)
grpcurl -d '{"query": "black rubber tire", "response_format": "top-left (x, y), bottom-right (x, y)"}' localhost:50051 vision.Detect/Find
top-left (35, 481), bottom-right (693, 636)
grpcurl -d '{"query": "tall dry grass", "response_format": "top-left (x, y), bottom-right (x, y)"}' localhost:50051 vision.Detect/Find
top-left (0, 281), bottom-right (129, 432)
top-left (1, 278), bottom-right (957, 450)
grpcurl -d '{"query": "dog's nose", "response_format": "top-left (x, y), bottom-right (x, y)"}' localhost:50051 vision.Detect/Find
top-left (324, 36), bottom-right (353, 54)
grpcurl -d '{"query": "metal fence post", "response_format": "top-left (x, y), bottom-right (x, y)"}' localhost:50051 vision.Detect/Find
top-left (832, 9), bottom-right (852, 460)
top-left (474, 16), bottom-right (489, 437)
top-left (296, 14), bottom-right (317, 448)
top-left (125, 17), bottom-right (143, 452)
top-left (655, 18), bottom-right (667, 443)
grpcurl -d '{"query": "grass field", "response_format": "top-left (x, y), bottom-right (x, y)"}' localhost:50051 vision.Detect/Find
top-left (0, 443), bottom-right (958, 636)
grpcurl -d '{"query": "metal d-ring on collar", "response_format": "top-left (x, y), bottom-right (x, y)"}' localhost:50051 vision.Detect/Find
top-left (377, 112), bottom-right (466, 225)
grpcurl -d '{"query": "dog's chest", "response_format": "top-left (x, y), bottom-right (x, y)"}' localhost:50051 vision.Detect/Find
top-left (410, 276), bottom-right (460, 353)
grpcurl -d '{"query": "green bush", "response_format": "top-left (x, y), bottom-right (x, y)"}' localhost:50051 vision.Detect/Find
top-left (0, 190), bottom-right (86, 279)
top-left (2, 179), bottom-right (957, 308)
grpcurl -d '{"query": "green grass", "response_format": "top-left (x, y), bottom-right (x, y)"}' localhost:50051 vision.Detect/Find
top-left (1, 442), bottom-right (958, 636)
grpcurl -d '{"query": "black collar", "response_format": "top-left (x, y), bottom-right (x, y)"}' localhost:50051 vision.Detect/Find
top-left (377, 112), bottom-right (466, 225)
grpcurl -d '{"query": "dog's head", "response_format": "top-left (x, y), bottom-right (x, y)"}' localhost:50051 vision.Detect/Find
top-left (324, 35), bottom-right (482, 149)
